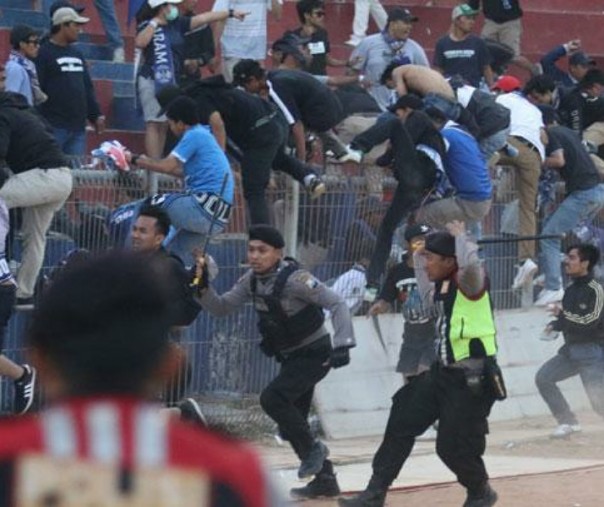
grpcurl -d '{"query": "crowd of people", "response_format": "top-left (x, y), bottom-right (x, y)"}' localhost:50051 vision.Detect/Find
top-left (0, 0), bottom-right (603, 505)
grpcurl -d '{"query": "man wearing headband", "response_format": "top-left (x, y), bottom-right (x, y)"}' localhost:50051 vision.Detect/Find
top-left (194, 225), bottom-right (356, 499)
top-left (341, 221), bottom-right (503, 507)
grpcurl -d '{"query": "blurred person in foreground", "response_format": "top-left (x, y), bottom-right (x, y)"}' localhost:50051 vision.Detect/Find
top-left (0, 251), bottom-right (282, 506)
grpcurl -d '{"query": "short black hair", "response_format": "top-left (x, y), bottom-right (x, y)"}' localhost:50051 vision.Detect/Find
top-left (523, 75), bottom-right (556, 96)
top-left (10, 25), bottom-right (39, 50)
top-left (138, 204), bottom-right (171, 237)
top-left (380, 62), bottom-right (399, 85)
top-left (296, 0), bottom-right (324, 24)
top-left (579, 69), bottom-right (604, 90)
top-left (166, 96), bottom-right (200, 125)
top-left (232, 59), bottom-right (265, 87)
top-left (28, 251), bottom-right (174, 396)
top-left (566, 243), bottom-right (600, 271)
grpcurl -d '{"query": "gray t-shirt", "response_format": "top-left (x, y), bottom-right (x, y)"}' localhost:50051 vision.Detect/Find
top-left (350, 33), bottom-right (429, 111)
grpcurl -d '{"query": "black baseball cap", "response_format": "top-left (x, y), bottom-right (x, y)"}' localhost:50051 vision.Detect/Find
top-left (404, 223), bottom-right (432, 242)
top-left (569, 51), bottom-right (596, 68)
top-left (272, 34), bottom-right (308, 66)
top-left (10, 25), bottom-right (40, 48)
top-left (386, 7), bottom-right (419, 25)
top-left (49, 0), bottom-right (85, 16)
top-left (425, 231), bottom-right (456, 258)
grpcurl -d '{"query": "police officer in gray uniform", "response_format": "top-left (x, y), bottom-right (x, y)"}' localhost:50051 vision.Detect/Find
top-left (194, 225), bottom-right (356, 499)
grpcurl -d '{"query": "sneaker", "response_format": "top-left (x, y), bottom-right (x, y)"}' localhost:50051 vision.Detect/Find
top-left (337, 146), bottom-right (363, 164)
top-left (463, 484), bottom-right (498, 507)
top-left (533, 273), bottom-right (545, 287)
top-left (298, 440), bottom-right (329, 479)
top-left (112, 47), bottom-right (125, 63)
top-left (551, 423), bottom-right (582, 439)
top-left (344, 37), bottom-right (363, 47)
top-left (177, 398), bottom-right (207, 428)
top-left (511, 258), bottom-right (538, 289)
top-left (290, 472), bottom-right (341, 499)
top-left (534, 288), bottom-right (564, 307)
top-left (14, 365), bottom-right (37, 415)
top-left (305, 175), bottom-right (327, 199)
top-left (15, 297), bottom-right (35, 310)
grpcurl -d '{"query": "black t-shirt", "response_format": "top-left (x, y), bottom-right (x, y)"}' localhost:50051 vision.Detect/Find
top-left (434, 35), bottom-right (491, 87)
top-left (468, 0), bottom-right (522, 23)
top-left (289, 27), bottom-right (330, 76)
top-left (186, 78), bottom-right (275, 145)
top-left (268, 69), bottom-right (343, 131)
top-left (546, 125), bottom-right (600, 193)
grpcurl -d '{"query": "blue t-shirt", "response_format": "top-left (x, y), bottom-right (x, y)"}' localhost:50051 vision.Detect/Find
top-left (442, 125), bottom-right (492, 201)
top-left (171, 125), bottom-right (234, 204)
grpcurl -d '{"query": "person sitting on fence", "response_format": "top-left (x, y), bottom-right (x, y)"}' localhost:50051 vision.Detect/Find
top-left (121, 95), bottom-right (234, 266)
top-left (0, 250), bottom-right (280, 506)
top-left (346, 95), bottom-right (447, 300)
top-left (193, 225), bottom-right (355, 500)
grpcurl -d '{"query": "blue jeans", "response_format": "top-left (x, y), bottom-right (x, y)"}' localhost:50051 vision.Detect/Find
top-left (162, 194), bottom-right (225, 266)
top-left (540, 184), bottom-right (604, 290)
top-left (479, 127), bottom-right (509, 162)
top-left (52, 127), bottom-right (86, 157)
top-left (43, 0), bottom-right (123, 49)
top-left (535, 343), bottom-right (604, 425)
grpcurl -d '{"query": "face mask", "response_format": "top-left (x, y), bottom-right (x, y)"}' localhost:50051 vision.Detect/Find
top-left (165, 5), bottom-right (179, 21)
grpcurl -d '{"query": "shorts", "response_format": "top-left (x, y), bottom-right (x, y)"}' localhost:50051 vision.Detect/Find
top-left (482, 18), bottom-right (522, 56)
top-left (396, 321), bottom-right (437, 376)
top-left (0, 283), bottom-right (16, 352)
top-left (137, 76), bottom-right (167, 122)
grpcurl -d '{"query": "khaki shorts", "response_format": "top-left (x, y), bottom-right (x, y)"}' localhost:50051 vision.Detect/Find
top-left (137, 76), bottom-right (167, 122)
top-left (482, 17), bottom-right (522, 56)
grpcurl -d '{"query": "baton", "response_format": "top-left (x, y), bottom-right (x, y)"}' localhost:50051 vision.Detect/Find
top-left (192, 171), bottom-right (231, 285)
top-left (477, 234), bottom-right (564, 245)
top-left (371, 315), bottom-right (388, 354)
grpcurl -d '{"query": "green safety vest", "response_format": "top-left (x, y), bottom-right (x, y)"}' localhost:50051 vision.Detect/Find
top-left (448, 289), bottom-right (497, 361)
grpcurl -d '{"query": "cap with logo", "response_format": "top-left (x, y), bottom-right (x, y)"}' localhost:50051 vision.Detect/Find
top-left (404, 224), bottom-right (432, 242)
top-left (452, 3), bottom-right (480, 20)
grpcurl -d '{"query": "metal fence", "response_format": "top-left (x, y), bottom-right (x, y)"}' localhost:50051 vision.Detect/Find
top-left (1, 153), bottom-right (603, 434)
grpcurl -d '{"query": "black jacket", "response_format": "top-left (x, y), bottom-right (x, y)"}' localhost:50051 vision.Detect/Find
top-left (0, 91), bottom-right (67, 175)
top-left (551, 274), bottom-right (604, 345)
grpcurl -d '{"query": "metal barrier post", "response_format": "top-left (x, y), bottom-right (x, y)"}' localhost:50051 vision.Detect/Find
top-left (283, 179), bottom-right (300, 258)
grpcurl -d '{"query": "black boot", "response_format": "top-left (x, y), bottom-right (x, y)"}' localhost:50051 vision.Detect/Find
top-left (290, 472), bottom-right (341, 499)
top-left (298, 440), bottom-right (329, 479)
top-left (337, 477), bottom-right (388, 507)
top-left (463, 483), bottom-right (498, 507)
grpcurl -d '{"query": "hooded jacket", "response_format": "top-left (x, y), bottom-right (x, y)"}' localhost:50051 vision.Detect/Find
top-left (0, 92), bottom-right (67, 175)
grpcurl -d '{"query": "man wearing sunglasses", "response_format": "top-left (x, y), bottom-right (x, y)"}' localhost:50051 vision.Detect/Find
top-left (288, 0), bottom-right (346, 76)
top-left (4, 25), bottom-right (46, 107)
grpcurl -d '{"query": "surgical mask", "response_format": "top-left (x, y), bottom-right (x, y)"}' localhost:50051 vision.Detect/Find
top-left (165, 5), bottom-right (179, 21)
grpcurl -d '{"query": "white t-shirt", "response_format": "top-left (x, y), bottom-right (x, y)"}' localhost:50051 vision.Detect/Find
top-left (496, 92), bottom-right (545, 160)
top-left (212, 0), bottom-right (273, 60)
top-left (328, 267), bottom-right (367, 317)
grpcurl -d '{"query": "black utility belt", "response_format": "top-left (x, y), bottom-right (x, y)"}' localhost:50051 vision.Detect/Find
top-left (194, 192), bottom-right (231, 223)
top-left (512, 136), bottom-right (539, 155)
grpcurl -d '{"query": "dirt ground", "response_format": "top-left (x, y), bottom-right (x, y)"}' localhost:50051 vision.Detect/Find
top-left (296, 429), bottom-right (604, 507)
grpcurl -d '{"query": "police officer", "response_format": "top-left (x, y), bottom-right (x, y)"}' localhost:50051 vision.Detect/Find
top-left (195, 225), bottom-right (356, 499)
top-left (339, 221), bottom-right (504, 507)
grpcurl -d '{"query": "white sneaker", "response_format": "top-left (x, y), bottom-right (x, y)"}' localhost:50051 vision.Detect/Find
top-left (533, 274), bottom-right (545, 287)
top-left (112, 47), bottom-right (125, 63)
top-left (534, 288), bottom-right (564, 307)
top-left (551, 423), bottom-right (582, 439)
top-left (337, 146), bottom-right (363, 164)
top-left (512, 258), bottom-right (538, 289)
top-left (344, 37), bottom-right (363, 47)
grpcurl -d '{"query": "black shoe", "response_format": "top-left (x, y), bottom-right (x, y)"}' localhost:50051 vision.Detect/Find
top-left (463, 484), bottom-right (498, 507)
top-left (14, 364), bottom-right (37, 415)
top-left (298, 440), bottom-right (329, 479)
top-left (15, 297), bottom-right (35, 310)
top-left (338, 477), bottom-right (388, 507)
top-left (177, 398), bottom-right (207, 428)
top-left (290, 472), bottom-right (341, 499)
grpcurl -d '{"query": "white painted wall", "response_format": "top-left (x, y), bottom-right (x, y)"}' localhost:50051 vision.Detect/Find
top-left (316, 309), bottom-right (592, 439)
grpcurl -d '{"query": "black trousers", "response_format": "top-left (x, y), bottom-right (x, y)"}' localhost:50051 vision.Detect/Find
top-left (241, 116), bottom-right (316, 225)
top-left (371, 364), bottom-right (495, 495)
top-left (259, 336), bottom-right (331, 460)
top-left (353, 117), bottom-right (435, 284)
